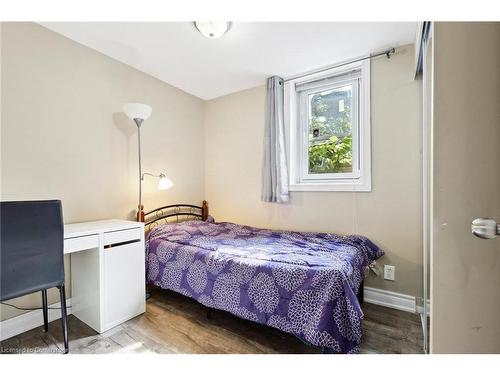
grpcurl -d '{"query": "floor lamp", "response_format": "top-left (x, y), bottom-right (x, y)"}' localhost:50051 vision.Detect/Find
top-left (123, 103), bottom-right (173, 221)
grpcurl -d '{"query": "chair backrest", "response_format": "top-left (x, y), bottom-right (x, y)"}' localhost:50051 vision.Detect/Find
top-left (1, 200), bottom-right (64, 301)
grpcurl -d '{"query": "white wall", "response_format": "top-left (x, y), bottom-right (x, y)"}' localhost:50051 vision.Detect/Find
top-left (0, 22), bottom-right (205, 320)
top-left (204, 44), bottom-right (422, 297)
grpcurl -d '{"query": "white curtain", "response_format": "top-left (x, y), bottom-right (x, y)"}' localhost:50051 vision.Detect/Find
top-left (261, 76), bottom-right (289, 203)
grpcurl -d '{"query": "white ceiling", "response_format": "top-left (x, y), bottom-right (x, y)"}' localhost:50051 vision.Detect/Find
top-left (40, 22), bottom-right (417, 100)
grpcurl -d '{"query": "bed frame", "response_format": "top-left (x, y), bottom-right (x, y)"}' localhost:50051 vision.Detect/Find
top-left (137, 201), bottom-right (208, 231)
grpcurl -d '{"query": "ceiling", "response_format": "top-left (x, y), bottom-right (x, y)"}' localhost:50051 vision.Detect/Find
top-left (40, 22), bottom-right (417, 100)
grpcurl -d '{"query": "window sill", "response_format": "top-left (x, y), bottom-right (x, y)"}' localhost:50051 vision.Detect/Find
top-left (289, 181), bottom-right (371, 192)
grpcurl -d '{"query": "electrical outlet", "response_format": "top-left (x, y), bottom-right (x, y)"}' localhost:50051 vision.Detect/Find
top-left (384, 265), bottom-right (395, 281)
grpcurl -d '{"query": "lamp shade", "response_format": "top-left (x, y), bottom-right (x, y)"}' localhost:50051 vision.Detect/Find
top-left (123, 103), bottom-right (152, 121)
top-left (158, 174), bottom-right (173, 190)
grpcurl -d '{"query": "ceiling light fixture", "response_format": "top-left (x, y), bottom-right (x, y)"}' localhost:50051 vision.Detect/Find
top-left (194, 21), bottom-right (231, 39)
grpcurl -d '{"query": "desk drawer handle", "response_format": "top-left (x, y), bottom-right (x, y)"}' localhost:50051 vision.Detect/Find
top-left (104, 239), bottom-right (141, 249)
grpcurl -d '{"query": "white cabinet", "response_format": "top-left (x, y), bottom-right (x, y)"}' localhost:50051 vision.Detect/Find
top-left (103, 242), bottom-right (145, 330)
top-left (64, 220), bottom-right (145, 334)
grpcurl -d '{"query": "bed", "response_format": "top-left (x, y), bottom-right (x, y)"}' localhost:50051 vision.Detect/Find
top-left (142, 202), bottom-right (383, 354)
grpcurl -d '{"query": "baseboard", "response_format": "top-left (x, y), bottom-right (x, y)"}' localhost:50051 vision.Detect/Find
top-left (0, 299), bottom-right (72, 342)
top-left (364, 287), bottom-right (417, 313)
top-left (416, 300), bottom-right (431, 316)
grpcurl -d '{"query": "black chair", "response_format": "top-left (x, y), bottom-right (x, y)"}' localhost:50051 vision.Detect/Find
top-left (1, 200), bottom-right (68, 353)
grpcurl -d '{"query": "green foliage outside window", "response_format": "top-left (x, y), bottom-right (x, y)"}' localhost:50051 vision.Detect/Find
top-left (309, 135), bottom-right (353, 174)
top-left (308, 88), bottom-right (353, 174)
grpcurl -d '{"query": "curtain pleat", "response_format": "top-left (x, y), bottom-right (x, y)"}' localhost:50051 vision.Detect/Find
top-left (261, 76), bottom-right (289, 203)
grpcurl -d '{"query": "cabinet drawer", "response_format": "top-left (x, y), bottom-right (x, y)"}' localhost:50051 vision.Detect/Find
top-left (103, 227), bottom-right (142, 246)
top-left (64, 234), bottom-right (99, 254)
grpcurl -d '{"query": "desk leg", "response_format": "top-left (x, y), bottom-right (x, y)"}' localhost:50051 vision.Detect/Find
top-left (70, 247), bottom-right (101, 333)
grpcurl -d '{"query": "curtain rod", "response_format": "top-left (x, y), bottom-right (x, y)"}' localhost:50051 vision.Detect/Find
top-left (283, 47), bottom-right (396, 82)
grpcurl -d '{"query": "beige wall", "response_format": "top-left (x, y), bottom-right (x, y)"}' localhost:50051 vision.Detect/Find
top-left (204, 44), bottom-right (422, 297)
top-left (431, 22), bottom-right (500, 353)
top-left (0, 23), bottom-right (205, 320)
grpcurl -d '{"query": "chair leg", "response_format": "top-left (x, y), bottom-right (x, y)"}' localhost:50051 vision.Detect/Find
top-left (41, 289), bottom-right (48, 332)
top-left (58, 285), bottom-right (69, 354)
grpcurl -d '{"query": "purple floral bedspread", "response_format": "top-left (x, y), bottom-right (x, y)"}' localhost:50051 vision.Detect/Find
top-left (145, 220), bottom-right (383, 353)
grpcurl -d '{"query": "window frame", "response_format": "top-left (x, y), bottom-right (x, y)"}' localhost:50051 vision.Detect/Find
top-left (284, 60), bottom-right (371, 192)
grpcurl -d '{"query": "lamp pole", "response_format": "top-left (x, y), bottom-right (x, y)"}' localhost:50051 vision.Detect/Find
top-left (134, 118), bottom-right (144, 216)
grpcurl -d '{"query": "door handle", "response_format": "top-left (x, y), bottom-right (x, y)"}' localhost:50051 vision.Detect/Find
top-left (471, 218), bottom-right (499, 239)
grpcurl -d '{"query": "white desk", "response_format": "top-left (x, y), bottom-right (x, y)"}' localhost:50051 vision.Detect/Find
top-left (64, 220), bottom-right (145, 333)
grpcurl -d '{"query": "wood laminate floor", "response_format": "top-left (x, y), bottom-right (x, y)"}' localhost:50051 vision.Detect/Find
top-left (1, 288), bottom-right (423, 354)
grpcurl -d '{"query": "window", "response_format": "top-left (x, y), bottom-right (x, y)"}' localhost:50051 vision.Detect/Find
top-left (285, 60), bottom-right (371, 191)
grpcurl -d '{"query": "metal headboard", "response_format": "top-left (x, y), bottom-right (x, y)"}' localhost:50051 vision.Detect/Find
top-left (138, 200), bottom-right (208, 232)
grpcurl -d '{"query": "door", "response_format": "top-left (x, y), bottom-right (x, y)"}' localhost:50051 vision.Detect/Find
top-left (430, 22), bottom-right (500, 353)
